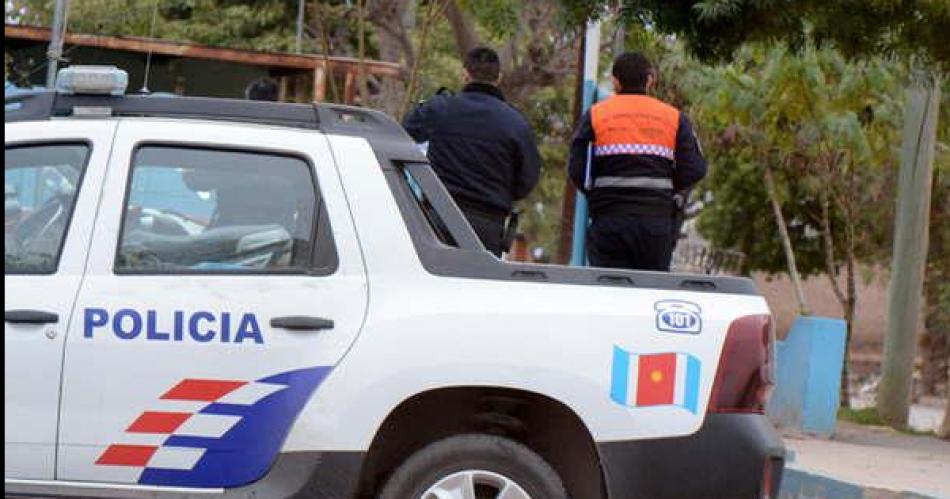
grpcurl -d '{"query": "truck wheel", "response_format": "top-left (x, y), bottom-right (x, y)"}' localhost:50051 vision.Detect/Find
top-left (378, 434), bottom-right (568, 499)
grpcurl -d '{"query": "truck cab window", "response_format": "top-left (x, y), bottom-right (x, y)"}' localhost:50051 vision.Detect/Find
top-left (5, 143), bottom-right (89, 274)
top-left (116, 146), bottom-right (319, 273)
top-left (400, 165), bottom-right (458, 248)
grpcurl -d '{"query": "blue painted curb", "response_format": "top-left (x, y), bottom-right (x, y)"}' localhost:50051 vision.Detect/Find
top-left (780, 468), bottom-right (938, 499)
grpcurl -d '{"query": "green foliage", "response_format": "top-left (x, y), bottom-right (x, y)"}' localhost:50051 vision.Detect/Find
top-left (7, 0), bottom-right (334, 53)
top-left (407, 0), bottom-right (583, 256)
top-left (518, 82), bottom-right (576, 257)
top-left (565, 0), bottom-right (950, 70)
top-left (683, 44), bottom-right (903, 275)
top-left (839, 406), bottom-right (889, 426)
top-left (411, 13), bottom-right (464, 104)
top-left (457, 0), bottom-right (521, 40)
top-left (839, 406), bottom-right (935, 435)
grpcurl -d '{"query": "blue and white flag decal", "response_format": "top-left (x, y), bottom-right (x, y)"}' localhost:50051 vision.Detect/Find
top-left (610, 346), bottom-right (702, 414)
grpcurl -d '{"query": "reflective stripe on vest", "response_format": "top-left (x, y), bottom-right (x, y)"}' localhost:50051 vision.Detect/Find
top-left (593, 176), bottom-right (674, 190)
top-left (593, 143), bottom-right (675, 160)
top-left (591, 95), bottom-right (680, 159)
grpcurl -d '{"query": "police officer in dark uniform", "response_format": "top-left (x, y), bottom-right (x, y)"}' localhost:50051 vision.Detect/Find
top-left (403, 47), bottom-right (541, 256)
top-left (569, 53), bottom-right (707, 271)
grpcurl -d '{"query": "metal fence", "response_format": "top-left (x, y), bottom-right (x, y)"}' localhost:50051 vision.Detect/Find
top-left (671, 241), bottom-right (746, 276)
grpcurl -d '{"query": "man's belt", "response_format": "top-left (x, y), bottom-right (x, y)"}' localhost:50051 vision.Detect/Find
top-left (592, 176), bottom-right (674, 190)
top-left (455, 198), bottom-right (510, 219)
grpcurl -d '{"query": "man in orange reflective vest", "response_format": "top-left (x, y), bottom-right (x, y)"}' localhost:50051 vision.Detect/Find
top-left (569, 52), bottom-right (707, 271)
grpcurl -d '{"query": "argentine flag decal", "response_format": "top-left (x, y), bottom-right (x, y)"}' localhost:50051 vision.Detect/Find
top-left (610, 346), bottom-right (701, 414)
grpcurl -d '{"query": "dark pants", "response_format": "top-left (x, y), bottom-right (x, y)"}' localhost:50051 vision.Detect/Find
top-left (588, 215), bottom-right (674, 271)
top-left (461, 207), bottom-right (507, 257)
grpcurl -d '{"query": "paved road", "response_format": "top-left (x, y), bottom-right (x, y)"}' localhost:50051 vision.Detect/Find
top-left (783, 421), bottom-right (950, 498)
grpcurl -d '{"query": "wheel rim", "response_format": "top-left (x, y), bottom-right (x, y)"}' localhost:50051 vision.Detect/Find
top-left (421, 469), bottom-right (532, 499)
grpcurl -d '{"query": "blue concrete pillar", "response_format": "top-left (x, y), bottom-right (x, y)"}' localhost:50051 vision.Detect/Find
top-left (767, 315), bottom-right (848, 438)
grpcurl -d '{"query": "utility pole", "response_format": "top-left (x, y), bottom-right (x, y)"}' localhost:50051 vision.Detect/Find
top-left (556, 33), bottom-right (588, 264)
top-left (568, 20), bottom-right (602, 266)
top-left (45, 0), bottom-right (69, 88)
top-left (877, 74), bottom-right (940, 427)
top-left (295, 0), bottom-right (306, 53)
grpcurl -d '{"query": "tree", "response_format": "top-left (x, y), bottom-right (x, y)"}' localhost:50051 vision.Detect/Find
top-left (683, 45), bottom-right (902, 407)
top-left (595, 1), bottom-right (949, 71)
top-left (7, 0), bottom-right (305, 51)
top-left (920, 85), bottom-right (950, 399)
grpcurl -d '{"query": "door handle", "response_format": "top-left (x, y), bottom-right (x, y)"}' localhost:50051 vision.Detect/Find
top-left (270, 316), bottom-right (334, 331)
top-left (5, 310), bottom-right (59, 324)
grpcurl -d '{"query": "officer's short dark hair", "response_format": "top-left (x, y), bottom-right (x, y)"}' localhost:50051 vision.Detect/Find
top-left (464, 47), bottom-right (501, 83)
top-left (246, 77), bottom-right (279, 101)
top-left (612, 52), bottom-right (654, 92)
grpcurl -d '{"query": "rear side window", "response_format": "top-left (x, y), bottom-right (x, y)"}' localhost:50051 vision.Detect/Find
top-left (116, 146), bottom-right (326, 273)
top-left (401, 166), bottom-right (458, 248)
top-left (5, 143), bottom-right (89, 274)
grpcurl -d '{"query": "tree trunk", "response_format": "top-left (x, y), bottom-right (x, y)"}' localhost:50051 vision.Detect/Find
top-left (842, 217), bottom-right (858, 409)
top-left (312, 0), bottom-right (339, 103)
top-left (366, 0), bottom-right (416, 71)
top-left (444, 0), bottom-right (478, 59)
top-left (366, 0), bottom-right (411, 115)
top-left (821, 186), bottom-right (858, 408)
top-left (878, 76), bottom-right (939, 429)
top-left (357, 0), bottom-right (369, 105)
top-left (763, 163), bottom-right (811, 315)
top-left (841, 160), bottom-right (859, 408)
top-left (939, 362), bottom-right (950, 439)
top-left (920, 166), bottom-right (949, 397)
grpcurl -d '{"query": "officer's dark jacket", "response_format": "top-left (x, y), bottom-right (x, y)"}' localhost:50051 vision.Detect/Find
top-left (403, 83), bottom-right (541, 214)
top-left (568, 90), bottom-right (707, 217)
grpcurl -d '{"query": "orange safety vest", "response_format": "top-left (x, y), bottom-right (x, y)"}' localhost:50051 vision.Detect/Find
top-left (591, 94), bottom-right (680, 161)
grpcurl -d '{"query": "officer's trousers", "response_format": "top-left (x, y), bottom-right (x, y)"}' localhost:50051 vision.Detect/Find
top-left (587, 215), bottom-right (674, 271)
top-left (461, 207), bottom-right (506, 257)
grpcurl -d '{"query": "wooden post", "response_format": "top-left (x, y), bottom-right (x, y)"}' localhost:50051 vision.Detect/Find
top-left (278, 76), bottom-right (290, 102)
top-left (313, 64), bottom-right (327, 103)
top-left (294, 73), bottom-right (308, 103)
top-left (877, 76), bottom-right (940, 428)
top-left (344, 68), bottom-right (357, 105)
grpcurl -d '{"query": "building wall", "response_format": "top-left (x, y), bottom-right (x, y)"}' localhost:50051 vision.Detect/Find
top-left (753, 267), bottom-right (914, 349)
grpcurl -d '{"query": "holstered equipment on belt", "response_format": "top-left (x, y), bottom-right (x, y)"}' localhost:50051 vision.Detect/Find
top-left (502, 210), bottom-right (520, 254)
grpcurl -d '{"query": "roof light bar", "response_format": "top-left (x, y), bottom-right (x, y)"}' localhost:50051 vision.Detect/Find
top-left (56, 66), bottom-right (128, 96)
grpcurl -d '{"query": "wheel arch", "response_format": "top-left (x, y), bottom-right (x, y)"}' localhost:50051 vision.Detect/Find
top-left (354, 385), bottom-right (606, 499)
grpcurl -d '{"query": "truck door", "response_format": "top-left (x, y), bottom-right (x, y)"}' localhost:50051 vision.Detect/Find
top-left (4, 121), bottom-right (117, 479)
top-left (57, 120), bottom-right (368, 488)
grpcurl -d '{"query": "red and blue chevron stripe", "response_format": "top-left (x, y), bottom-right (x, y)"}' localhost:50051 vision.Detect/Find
top-left (96, 366), bottom-right (331, 488)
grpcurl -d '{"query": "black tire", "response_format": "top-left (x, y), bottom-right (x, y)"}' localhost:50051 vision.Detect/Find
top-left (378, 434), bottom-right (569, 499)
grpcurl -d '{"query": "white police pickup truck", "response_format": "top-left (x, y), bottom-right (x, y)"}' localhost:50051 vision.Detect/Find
top-left (5, 67), bottom-right (784, 499)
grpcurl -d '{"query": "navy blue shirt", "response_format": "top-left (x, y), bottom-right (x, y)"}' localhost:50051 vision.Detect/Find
top-left (403, 83), bottom-right (541, 213)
